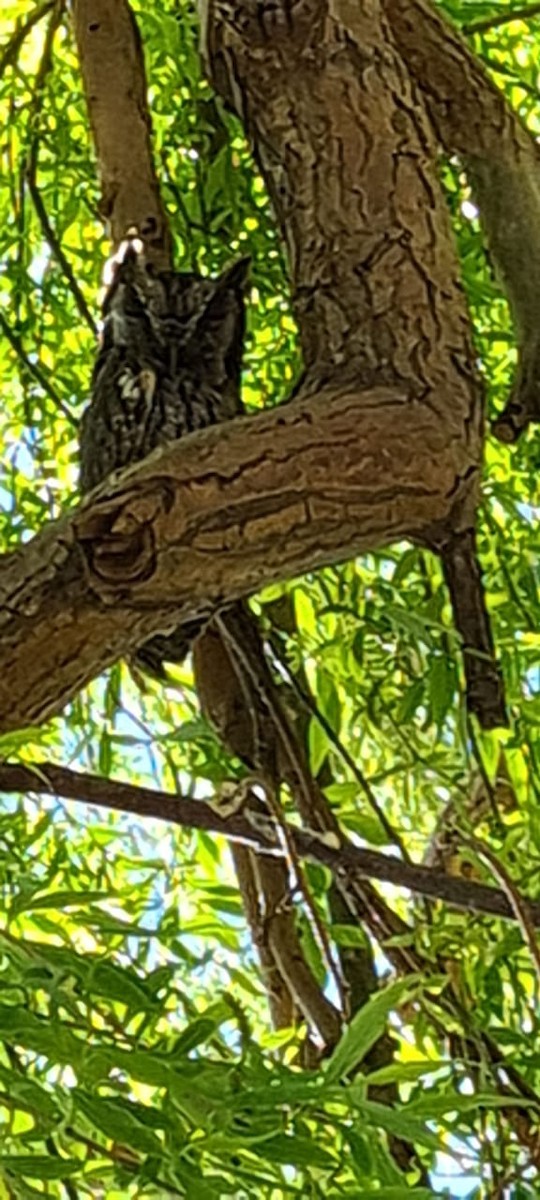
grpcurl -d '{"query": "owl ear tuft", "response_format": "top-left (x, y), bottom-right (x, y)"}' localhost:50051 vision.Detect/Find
top-left (195, 259), bottom-right (249, 331)
top-left (217, 256), bottom-right (251, 293)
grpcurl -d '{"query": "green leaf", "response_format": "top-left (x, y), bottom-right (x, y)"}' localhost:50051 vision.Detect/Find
top-left (428, 655), bottom-right (455, 728)
top-left (0, 1005), bottom-right (84, 1067)
top-left (308, 713), bottom-right (329, 775)
top-left (351, 1098), bottom-right (443, 1152)
top-left (172, 1015), bottom-right (224, 1056)
top-left (0, 1156), bottom-right (81, 1179)
top-left (364, 1060), bottom-right (450, 1086)
top-left (396, 679), bottom-right (424, 723)
top-left (240, 1133), bottom-right (337, 1169)
top-left (9, 888), bottom-right (111, 917)
top-left (318, 670), bottom-right (341, 735)
top-left (88, 962), bottom-right (156, 1011)
top-left (357, 1190), bottom-right (437, 1199)
top-left (331, 924), bottom-right (371, 949)
top-left (384, 604), bottom-right (435, 644)
top-left (324, 978), bottom-right (422, 1084)
top-left (406, 1092), bottom-right (533, 1118)
top-left (74, 1092), bottom-right (163, 1155)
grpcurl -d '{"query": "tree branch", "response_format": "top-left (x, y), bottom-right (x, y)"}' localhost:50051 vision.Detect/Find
top-left (72, 0), bottom-right (172, 267)
top-left (384, 0), bottom-right (540, 441)
top-left (203, 0), bottom-right (503, 729)
top-left (0, 382), bottom-right (470, 732)
top-left (0, 311), bottom-right (76, 427)
top-left (229, 844), bottom-right (297, 1031)
top-left (0, 0), bottom-right (499, 734)
top-left (3, 760), bottom-right (540, 927)
top-left (439, 529), bottom-right (506, 728)
top-left (463, 4), bottom-right (540, 35)
top-left (0, 1), bottom-right (54, 80)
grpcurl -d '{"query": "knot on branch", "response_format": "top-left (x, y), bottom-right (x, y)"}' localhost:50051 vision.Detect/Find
top-left (75, 485), bottom-right (173, 591)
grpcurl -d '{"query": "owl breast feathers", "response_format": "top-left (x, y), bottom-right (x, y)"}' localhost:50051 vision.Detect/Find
top-left (80, 243), bottom-right (249, 673)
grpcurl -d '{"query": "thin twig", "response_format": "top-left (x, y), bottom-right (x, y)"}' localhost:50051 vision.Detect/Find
top-left (0, 310), bottom-right (77, 426)
top-left (465, 834), bottom-right (540, 989)
top-left (483, 507), bottom-right (537, 632)
top-left (464, 3), bottom-right (540, 34)
top-left (465, 712), bottom-right (504, 833)
top-left (26, 177), bottom-right (98, 335)
top-left (268, 632), bottom-right (411, 861)
top-left (23, 1), bottom-right (98, 335)
top-left (214, 612), bottom-right (348, 1018)
top-left (477, 51), bottom-right (540, 98)
top-left (0, 1), bottom-right (54, 80)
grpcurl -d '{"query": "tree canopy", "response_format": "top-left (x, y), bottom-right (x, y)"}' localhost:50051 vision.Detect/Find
top-left (0, 0), bottom-right (540, 1196)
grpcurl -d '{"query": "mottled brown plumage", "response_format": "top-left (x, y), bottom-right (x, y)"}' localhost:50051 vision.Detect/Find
top-left (80, 240), bottom-right (248, 674)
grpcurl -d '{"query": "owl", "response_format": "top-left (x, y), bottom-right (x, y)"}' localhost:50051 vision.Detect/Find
top-left (80, 238), bottom-right (249, 675)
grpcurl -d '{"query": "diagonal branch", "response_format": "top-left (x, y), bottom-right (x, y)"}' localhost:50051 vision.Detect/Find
top-left (463, 4), bottom-right (540, 34)
top-left (0, 382), bottom-right (469, 732)
top-left (0, 311), bottom-right (76, 427)
top-left (25, 177), bottom-right (97, 336)
top-left (3, 760), bottom-right (540, 927)
top-left (438, 529), bottom-right (506, 728)
top-left (0, 2), bottom-right (54, 80)
top-left (21, 1), bottom-right (98, 335)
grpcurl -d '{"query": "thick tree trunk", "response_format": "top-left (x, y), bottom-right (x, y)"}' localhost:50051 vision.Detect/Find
top-left (204, 0), bottom-right (481, 422)
top-left (205, 0), bottom-right (480, 429)
top-left (202, 0), bottom-right (506, 728)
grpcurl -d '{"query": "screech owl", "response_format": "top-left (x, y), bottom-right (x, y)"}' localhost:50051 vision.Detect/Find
top-left (80, 238), bottom-right (249, 675)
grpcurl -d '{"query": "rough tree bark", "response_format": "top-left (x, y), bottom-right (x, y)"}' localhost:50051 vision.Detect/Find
top-left (2, 0), bottom-right (539, 1171)
top-left (385, 0), bottom-right (540, 442)
top-left (0, 382), bottom-right (462, 731)
top-left (0, 0), bottom-right (510, 732)
top-left (203, 0), bottom-right (508, 728)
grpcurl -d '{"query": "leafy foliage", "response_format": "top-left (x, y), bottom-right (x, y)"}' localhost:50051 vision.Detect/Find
top-left (0, 0), bottom-right (540, 1196)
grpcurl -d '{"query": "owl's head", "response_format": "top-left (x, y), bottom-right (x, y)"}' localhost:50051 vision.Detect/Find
top-left (100, 237), bottom-right (249, 386)
top-left (150, 256), bottom-right (250, 387)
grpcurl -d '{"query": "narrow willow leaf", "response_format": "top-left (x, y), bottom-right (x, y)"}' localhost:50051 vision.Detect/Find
top-left (0, 1156), bottom-right (81, 1179)
top-left (324, 978), bottom-right (421, 1084)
